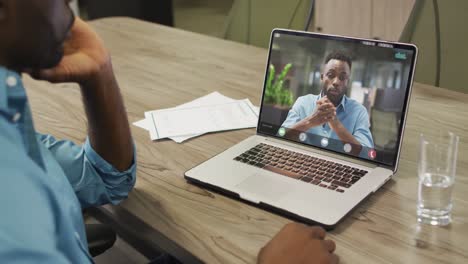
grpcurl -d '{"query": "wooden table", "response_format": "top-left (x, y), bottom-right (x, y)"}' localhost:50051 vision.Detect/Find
top-left (24, 18), bottom-right (468, 264)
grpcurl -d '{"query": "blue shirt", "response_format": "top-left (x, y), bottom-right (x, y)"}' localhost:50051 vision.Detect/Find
top-left (0, 67), bottom-right (136, 263)
top-left (281, 94), bottom-right (374, 153)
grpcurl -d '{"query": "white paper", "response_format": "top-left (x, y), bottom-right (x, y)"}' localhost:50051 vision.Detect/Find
top-left (134, 92), bottom-right (260, 142)
top-left (145, 99), bottom-right (258, 140)
top-left (133, 118), bottom-right (152, 131)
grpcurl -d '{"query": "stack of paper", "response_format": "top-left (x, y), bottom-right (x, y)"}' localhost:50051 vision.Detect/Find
top-left (133, 92), bottom-right (260, 143)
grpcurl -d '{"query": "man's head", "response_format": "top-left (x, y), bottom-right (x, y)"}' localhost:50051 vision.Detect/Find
top-left (320, 51), bottom-right (352, 106)
top-left (0, 0), bottom-right (75, 71)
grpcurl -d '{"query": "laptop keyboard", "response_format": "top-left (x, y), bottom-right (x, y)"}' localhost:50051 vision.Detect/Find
top-left (233, 143), bottom-right (368, 193)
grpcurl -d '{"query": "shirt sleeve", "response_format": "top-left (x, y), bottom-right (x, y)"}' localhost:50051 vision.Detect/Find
top-left (0, 119), bottom-right (73, 263)
top-left (37, 133), bottom-right (137, 208)
top-left (352, 108), bottom-right (374, 149)
top-left (281, 96), bottom-right (305, 128)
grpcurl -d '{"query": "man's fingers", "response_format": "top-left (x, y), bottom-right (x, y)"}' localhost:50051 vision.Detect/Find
top-left (318, 103), bottom-right (335, 112)
top-left (329, 253), bottom-right (340, 264)
top-left (309, 226), bottom-right (326, 239)
top-left (323, 239), bottom-right (336, 253)
top-left (319, 110), bottom-right (336, 118)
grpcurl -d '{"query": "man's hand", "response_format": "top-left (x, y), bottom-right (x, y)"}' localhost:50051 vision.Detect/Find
top-left (328, 117), bottom-right (341, 131)
top-left (306, 96), bottom-right (336, 127)
top-left (31, 17), bottom-right (110, 85)
top-left (29, 17), bottom-right (133, 171)
top-left (258, 223), bottom-right (339, 264)
top-left (286, 96), bottom-right (336, 139)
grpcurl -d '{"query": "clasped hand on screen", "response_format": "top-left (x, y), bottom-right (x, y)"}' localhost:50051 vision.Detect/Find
top-left (305, 96), bottom-right (337, 127)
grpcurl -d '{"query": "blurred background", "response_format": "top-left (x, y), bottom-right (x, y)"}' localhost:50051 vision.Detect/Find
top-left (72, 0), bottom-right (468, 93)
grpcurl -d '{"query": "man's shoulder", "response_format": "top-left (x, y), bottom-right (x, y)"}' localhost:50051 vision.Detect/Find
top-left (0, 119), bottom-right (54, 203)
top-left (0, 115), bottom-right (39, 178)
top-left (0, 113), bottom-right (23, 149)
top-left (345, 97), bottom-right (368, 114)
top-left (296, 94), bottom-right (319, 105)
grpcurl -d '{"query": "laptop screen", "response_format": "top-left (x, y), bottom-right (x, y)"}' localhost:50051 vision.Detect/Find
top-left (257, 29), bottom-right (417, 167)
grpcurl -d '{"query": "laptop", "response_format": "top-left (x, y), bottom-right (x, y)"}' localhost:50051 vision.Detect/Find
top-left (185, 29), bottom-right (418, 229)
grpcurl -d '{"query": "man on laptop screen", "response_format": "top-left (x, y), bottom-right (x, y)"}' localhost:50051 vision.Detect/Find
top-left (281, 51), bottom-right (373, 157)
top-left (260, 32), bottom-right (415, 166)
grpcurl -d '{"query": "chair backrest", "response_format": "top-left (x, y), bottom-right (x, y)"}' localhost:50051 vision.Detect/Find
top-left (400, 0), bottom-right (468, 93)
top-left (223, 0), bottom-right (311, 48)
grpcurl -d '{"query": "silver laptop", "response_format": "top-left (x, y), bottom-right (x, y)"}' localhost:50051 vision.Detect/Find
top-left (185, 29), bottom-right (418, 229)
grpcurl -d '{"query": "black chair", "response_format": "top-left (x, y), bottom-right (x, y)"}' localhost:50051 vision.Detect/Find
top-left (86, 223), bottom-right (117, 257)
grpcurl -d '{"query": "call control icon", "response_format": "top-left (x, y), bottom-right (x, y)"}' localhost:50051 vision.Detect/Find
top-left (299, 132), bottom-right (307, 142)
top-left (321, 138), bottom-right (329, 147)
top-left (278, 127), bottom-right (286, 137)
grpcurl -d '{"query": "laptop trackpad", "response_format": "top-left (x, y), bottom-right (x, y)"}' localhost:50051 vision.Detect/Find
top-left (235, 172), bottom-right (289, 204)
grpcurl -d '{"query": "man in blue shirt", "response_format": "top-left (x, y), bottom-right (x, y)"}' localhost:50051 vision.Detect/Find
top-left (0, 0), bottom-right (136, 262)
top-left (281, 51), bottom-right (374, 156)
top-left (0, 1), bottom-right (339, 263)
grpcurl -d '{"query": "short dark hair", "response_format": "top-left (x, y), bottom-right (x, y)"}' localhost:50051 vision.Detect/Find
top-left (324, 51), bottom-right (352, 69)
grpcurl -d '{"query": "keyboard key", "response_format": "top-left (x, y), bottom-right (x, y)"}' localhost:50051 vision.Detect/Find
top-left (263, 165), bottom-right (302, 179)
top-left (336, 189), bottom-right (345, 193)
top-left (328, 185), bottom-right (338, 190)
top-left (254, 162), bottom-right (265, 168)
top-left (342, 178), bottom-right (353, 183)
top-left (310, 180), bottom-right (321, 185)
top-left (300, 177), bottom-right (313, 182)
top-left (332, 180), bottom-right (351, 188)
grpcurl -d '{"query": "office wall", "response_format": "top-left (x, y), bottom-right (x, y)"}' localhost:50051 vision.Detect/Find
top-left (70, 0), bottom-right (79, 16)
top-left (411, 0), bottom-right (468, 92)
top-left (84, 0), bottom-right (174, 26)
top-left (224, 0), bottom-right (309, 48)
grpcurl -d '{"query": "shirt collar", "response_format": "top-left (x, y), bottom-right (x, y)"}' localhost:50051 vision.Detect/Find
top-left (337, 95), bottom-right (347, 112)
top-left (0, 66), bottom-right (24, 110)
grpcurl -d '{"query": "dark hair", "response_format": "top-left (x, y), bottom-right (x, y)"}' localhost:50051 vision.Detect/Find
top-left (324, 51), bottom-right (352, 69)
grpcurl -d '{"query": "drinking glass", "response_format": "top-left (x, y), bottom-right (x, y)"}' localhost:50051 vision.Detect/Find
top-left (417, 132), bottom-right (459, 226)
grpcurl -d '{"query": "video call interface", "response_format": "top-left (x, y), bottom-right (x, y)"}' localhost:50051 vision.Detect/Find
top-left (258, 31), bottom-right (416, 166)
